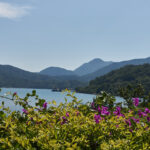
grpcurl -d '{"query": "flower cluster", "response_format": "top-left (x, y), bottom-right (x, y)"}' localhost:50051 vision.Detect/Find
top-left (22, 109), bottom-right (28, 114)
top-left (0, 91), bottom-right (150, 150)
top-left (43, 102), bottom-right (47, 109)
top-left (94, 114), bottom-right (101, 124)
top-left (93, 98), bottom-right (150, 130)
top-left (113, 106), bottom-right (124, 118)
top-left (133, 97), bottom-right (139, 107)
top-left (97, 106), bottom-right (110, 116)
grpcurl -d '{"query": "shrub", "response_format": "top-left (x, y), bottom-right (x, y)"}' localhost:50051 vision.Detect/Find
top-left (0, 89), bottom-right (150, 149)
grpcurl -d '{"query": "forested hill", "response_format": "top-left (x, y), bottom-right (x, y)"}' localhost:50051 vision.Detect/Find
top-left (74, 58), bottom-right (113, 76)
top-left (0, 65), bottom-right (85, 89)
top-left (40, 67), bottom-right (76, 76)
top-left (39, 58), bottom-right (113, 77)
top-left (76, 64), bottom-right (150, 95)
top-left (81, 57), bottom-right (150, 82)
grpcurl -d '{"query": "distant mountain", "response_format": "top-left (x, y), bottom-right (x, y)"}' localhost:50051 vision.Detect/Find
top-left (77, 64), bottom-right (150, 95)
top-left (2, 57), bottom-right (150, 90)
top-left (81, 57), bottom-right (150, 82)
top-left (40, 67), bottom-right (76, 76)
top-left (0, 65), bottom-right (85, 89)
top-left (74, 58), bottom-right (113, 76)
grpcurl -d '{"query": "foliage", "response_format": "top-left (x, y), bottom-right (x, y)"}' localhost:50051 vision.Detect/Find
top-left (119, 84), bottom-right (150, 108)
top-left (0, 65), bottom-right (85, 89)
top-left (0, 89), bottom-right (150, 149)
top-left (76, 64), bottom-right (150, 95)
top-left (79, 57), bottom-right (150, 82)
top-left (92, 91), bottom-right (116, 110)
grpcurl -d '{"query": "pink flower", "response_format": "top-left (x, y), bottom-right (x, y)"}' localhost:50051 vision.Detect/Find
top-left (131, 117), bottom-right (140, 123)
top-left (101, 106), bottom-right (110, 116)
top-left (22, 109), bottom-right (28, 114)
top-left (36, 121), bottom-right (42, 125)
top-left (114, 106), bottom-right (121, 115)
top-left (147, 117), bottom-right (150, 122)
top-left (30, 117), bottom-right (33, 121)
top-left (97, 106), bottom-right (101, 113)
top-left (61, 116), bottom-right (68, 125)
top-left (145, 108), bottom-right (150, 114)
top-left (43, 102), bottom-right (47, 109)
top-left (62, 116), bottom-right (67, 120)
top-left (113, 107), bottom-right (124, 118)
top-left (138, 110), bottom-right (147, 118)
top-left (133, 98), bottom-right (139, 107)
top-left (66, 112), bottom-right (69, 117)
top-left (116, 125), bottom-right (119, 128)
top-left (125, 119), bottom-right (131, 127)
top-left (94, 114), bottom-right (101, 124)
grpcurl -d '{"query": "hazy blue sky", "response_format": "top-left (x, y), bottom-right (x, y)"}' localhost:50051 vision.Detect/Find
top-left (0, 0), bottom-right (150, 72)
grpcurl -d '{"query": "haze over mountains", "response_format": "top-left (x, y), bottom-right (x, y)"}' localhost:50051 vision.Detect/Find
top-left (0, 65), bottom-right (85, 89)
top-left (40, 67), bottom-right (76, 76)
top-left (0, 56), bottom-right (150, 89)
top-left (40, 58), bottom-right (112, 77)
top-left (74, 58), bottom-right (113, 76)
top-left (80, 57), bottom-right (150, 82)
top-left (40, 57), bottom-right (150, 82)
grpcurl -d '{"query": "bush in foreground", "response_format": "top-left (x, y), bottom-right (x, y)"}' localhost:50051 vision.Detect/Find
top-left (0, 89), bottom-right (150, 149)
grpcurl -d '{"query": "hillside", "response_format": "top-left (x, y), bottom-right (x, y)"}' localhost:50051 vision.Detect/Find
top-left (2, 57), bottom-right (150, 90)
top-left (40, 58), bottom-right (113, 77)
top-left (74, 58), bottom-right (113, 76)
top-left (81, 57), bottom-right (150, 82)
top-left (0, 65), bottom-right (85, 89)
top-left (39, 57), bottom-right (150, 82)
top-left (40, 67), bottom-right (76, 76)
top-left (76, 64), bottom-right (150, 95)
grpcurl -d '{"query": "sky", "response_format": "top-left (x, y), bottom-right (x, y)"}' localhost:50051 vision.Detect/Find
top-left (0, 0), bottom-right (150, 72)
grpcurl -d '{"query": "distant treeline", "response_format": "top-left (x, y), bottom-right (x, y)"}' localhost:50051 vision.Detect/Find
top-left (1, 63), bottom-right (150, 93)
top-left (0, 65), bottom-right (86, 89)
top-left (76, 64), bottom-right (150, 95)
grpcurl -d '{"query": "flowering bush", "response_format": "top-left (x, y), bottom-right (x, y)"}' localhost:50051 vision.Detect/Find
top-left (0, 89), bottom-right (150, 149)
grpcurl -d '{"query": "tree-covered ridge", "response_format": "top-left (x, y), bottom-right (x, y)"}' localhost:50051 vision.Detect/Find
top-left (1, 57), bottom-right (150, 90)
top-left (80, 57), bottom-right (150, 82)
top-left (0, 65), bottom-right (85, 89)
top-left (40, 67), bottom-right (76, 76)
top-left (76, 64), bottom-right (150, 95)
top-left (74, 58), bottom-right (113, 76)
top-left (39, 57), bottom-right (150, 81)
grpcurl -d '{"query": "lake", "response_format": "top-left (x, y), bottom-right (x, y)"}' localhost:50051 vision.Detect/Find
top-left (0, 88), bottom-right (124, 112)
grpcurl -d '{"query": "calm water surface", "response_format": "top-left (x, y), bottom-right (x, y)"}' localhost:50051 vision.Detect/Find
top-left (0, 88), bottom-right (124, 112)
top-left (0, 88), bottom-right (96, 111)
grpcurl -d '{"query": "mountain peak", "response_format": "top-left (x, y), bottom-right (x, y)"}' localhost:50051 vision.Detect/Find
top-left (80, 56), bottom-right (150, 82)
top-left (89, 58), bottom-right (104, 63)
top-left (74, 58), bottom-right (113, 76)
top-left (40, 66), bottom-right (76, 76)
top-left (92, 58), bottom-right (104, 61)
